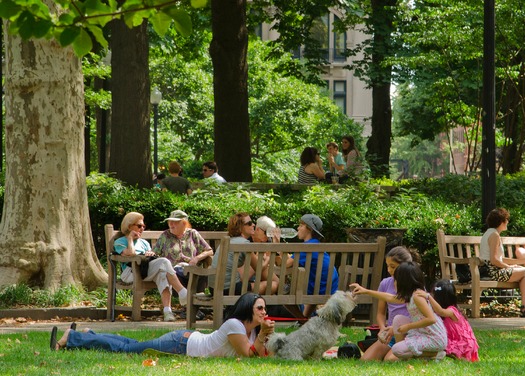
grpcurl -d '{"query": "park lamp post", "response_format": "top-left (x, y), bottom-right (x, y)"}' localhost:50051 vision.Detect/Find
top-left (150, 86), bottom-right (162, 176)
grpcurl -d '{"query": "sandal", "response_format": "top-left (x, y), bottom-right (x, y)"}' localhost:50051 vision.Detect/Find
top-left (50, 326), bottom-right (58, 351)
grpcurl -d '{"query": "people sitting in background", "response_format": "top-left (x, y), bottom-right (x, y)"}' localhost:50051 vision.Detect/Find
top-left (325, 142), bottom-right (346, 183)
top-left (480, 208), bottom-right (525, 317)
top-left (152, 210), bottom-right (214, 288)
top-left (160, 161), bottom-right (192, 195)
top-left (202, 161), bottom-right (227, 183)
top-left (154, 173), bottom-right (166, 190)
top-left (298, 147), bottom-right (325, 184)
top-left (50, 292), bottom-right (275, 357)
top-left (112, 212), bottom-right (188, 322)
top-left (341, 135), bottom-right (364, 178)
top-left (209, 213), bottom-right (279, 295)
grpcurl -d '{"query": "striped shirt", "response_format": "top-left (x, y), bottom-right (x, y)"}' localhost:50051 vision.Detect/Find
top-left (298, 165), bottom-right (319, 184)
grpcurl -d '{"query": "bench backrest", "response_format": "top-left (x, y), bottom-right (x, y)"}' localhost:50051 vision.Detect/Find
top-left (437, 229), bottom-right (525, 280)
top-left (213, 236), bottom-right (386, 307)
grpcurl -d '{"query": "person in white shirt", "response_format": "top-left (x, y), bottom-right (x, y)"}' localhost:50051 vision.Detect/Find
top-left (50, 292), bottom-right (275, 357)
top-left (202, 161), bottom-right (226, 183)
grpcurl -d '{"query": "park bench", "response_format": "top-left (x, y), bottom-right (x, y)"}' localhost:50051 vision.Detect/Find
top-left (185, 236), bottom-right (386, 329)
top-left (104, 224), bottom-right (227, 321)
top-left (436, 229), bottom-right (525, 318)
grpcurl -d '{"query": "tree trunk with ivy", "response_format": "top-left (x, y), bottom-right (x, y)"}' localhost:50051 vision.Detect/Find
top-left (209, 0), bottom-right (252, 182)
top-left (0, 22), bottom-right (107, 290)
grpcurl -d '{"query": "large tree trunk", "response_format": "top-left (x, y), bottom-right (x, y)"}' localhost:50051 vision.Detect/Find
top-left (501, 77), bottom-right (525, 174)
top-left (0, 24), bottom-right (107, 290)
top-left (210, 0), bottom-right (252, 182)
top-left (109, 20), bottom-right (152, 188)
top-left (366, 0), bottom-right (396, 178)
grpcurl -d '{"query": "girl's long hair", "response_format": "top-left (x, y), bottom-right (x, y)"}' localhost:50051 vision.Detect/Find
top-left (394, 262), bottom-right (426, 302)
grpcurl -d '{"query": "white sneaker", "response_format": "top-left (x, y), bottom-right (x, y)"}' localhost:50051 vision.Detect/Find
top-left (164, 312), bottom-right (176, 322)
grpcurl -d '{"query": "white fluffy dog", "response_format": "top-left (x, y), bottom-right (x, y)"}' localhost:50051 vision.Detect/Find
top-left (267, 290), bottom-right (357, 360)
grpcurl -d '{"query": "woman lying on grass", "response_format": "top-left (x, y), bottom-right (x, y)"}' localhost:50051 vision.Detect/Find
top-left (50, 292), bottom-right (275, 357)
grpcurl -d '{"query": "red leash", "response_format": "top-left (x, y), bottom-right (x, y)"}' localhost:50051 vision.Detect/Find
top-left (265, 316), bottom-right (308, 322)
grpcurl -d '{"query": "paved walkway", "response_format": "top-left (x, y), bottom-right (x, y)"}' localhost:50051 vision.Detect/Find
top-left (1, 317), bottom-right (524, 335)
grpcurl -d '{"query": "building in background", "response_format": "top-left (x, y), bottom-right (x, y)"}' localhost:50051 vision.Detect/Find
top-left (257, 9), bottom-right (373, 136)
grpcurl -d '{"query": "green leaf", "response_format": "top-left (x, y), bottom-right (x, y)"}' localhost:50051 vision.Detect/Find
top-left (73, 29), bottom-right (93, 57)
top-left (87, 25), bottom-right (108, 49)
top-left (162, 7), bottom-right (192, 37)
top-left (0, 0), bottom-right (21, 19)
top-left (32, 19), bottom-right (53, 38)
top-left (150, 11), bottom-right (172, 37)
top-left (58, 12), bottom-right (76, 25)
top-left (59, 27), bottom-right (81, 47)
top-left (190, 0), bottom-right (208, 8)
top-left (16, 11), bottom-right (35, 40)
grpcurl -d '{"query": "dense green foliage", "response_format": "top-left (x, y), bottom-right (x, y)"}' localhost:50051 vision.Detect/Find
top-left (83, 172), bottom-right (525, 282)
top-left (4, 172), bottom-right (525, 282)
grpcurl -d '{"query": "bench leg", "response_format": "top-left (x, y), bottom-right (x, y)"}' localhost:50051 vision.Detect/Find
top-left (131, 290), bottom-right (145, 321)
top-left (471, 288), bottom-right (481, 319)
top-left (107, 264), bottom-right (117, 321)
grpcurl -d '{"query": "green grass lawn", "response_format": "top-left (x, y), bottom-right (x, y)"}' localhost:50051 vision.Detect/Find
top-left (1, 327), bottom-right (525, 375)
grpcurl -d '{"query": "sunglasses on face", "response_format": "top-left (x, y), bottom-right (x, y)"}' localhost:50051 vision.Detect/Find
top-left (134, 224), bottom-right (146, 229)
top-left (255, 305), bottom-right (266, 311)
top-left (244, 220), bottom-right (254, 226)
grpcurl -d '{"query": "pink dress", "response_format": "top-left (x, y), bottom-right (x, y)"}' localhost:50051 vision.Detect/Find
top-left (442, 306), bottom-right (479, 361)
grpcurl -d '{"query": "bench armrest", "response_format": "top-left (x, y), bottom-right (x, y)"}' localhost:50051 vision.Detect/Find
top-left (184, 265), bottom-right (217, 277)
top-left (110, 254), bottom-right (148, 264)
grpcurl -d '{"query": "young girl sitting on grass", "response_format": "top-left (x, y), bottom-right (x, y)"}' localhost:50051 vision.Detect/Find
top-left (351, 262), bottom-right (447, 360)
top-left (361, 246), bottom-right (420, 361)
top-left (415, 279), bottom-right (479, 361)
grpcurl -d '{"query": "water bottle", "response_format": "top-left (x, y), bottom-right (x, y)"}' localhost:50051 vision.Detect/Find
top-left (266, 227), bottom-right (298, 239)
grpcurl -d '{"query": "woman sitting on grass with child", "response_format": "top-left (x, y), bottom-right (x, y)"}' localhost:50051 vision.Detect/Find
top-left (351, 262), bottom-right (447, 361)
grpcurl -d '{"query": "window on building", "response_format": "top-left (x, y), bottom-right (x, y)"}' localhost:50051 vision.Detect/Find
top-left (309, 14), bottom-right (329, 61)
top-left (333, 15), bottom-right (346, 62)
top-left (333, 80), bottom-right (347, 114)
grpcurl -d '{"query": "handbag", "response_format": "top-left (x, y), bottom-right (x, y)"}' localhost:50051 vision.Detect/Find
top-left (139, 255), bottom-right (158, 279)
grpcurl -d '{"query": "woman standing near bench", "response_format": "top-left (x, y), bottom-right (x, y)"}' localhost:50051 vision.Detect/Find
top-left (480, 208), bottom-right (525, 317)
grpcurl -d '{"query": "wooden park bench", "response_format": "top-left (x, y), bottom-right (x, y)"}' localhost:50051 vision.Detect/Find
top-left (185, 236), bottom-right (386, 329)
top-left (104, 224), bottom-right (226, 321)
top-left (436, 229), bottom-right (525, 318)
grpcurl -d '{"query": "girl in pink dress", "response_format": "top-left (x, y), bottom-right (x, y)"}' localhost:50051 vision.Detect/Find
top-left (416, 280), bottom-right (479, 361)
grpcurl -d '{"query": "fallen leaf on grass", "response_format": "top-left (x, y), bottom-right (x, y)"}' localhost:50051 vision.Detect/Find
top-left (142, 358), bottom-right (157, 367)
top-left (406, 364), bottom-right (415, 371)
top-left (34, 351), bottom-right (40, 356)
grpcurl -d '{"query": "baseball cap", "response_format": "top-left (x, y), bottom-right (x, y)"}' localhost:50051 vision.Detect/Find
top-left (300, 214), bottom-right (324, 238)
top-left (164, 210), bottom-right (189, 221)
